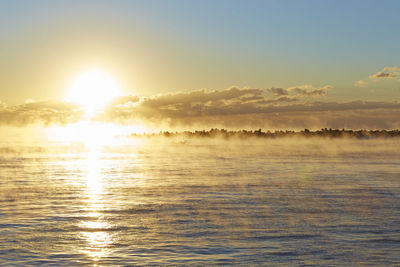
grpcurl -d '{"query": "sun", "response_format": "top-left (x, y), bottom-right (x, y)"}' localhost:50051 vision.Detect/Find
top-left (67, 70), bottom-right (121, 116)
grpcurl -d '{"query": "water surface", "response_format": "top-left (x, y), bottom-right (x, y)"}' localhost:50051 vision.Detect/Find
top-left (1, 138), bottom-right (399, 265)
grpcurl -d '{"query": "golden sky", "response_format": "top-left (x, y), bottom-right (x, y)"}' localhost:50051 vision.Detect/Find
top-left (1, 1), bottom-right (400, 130)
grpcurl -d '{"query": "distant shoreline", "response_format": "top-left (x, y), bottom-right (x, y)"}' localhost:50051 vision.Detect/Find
top-left (131, 128), bottom-right (400, 139)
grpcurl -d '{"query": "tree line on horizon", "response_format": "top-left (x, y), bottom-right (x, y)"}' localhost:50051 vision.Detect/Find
top-left (131, 128), bottom-right (400, 139)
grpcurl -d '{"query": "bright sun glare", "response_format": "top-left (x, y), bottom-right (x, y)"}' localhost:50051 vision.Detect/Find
top-left (58, 70), bottom-right (146, 148)
top-left (67, 70), bottom-right (121, 116)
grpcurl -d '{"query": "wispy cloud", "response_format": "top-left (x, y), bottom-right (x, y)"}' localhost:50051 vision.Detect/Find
top-left (287, 85), bottom-right (331, 96)
top-left (267, 85), bottom-right (331, 97)
top-left (354, 80), bottom-right (368, 87)
top-left (355, 66), bottom-right (400, 87)
top-left (383, 66), bottom-right (400, 72)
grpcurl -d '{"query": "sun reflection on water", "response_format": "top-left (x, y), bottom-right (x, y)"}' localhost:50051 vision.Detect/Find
top-left (78, 145), bottom-right (112, 263)
top-left (45, 122), bottom-right (146, 263)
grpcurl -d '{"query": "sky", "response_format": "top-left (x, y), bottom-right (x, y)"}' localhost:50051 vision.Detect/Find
top-left (0, 0), bottom-right (400, 130)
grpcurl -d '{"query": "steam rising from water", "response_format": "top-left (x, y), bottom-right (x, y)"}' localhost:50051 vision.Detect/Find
top-left (2, 135), bottom-right (400, 158)
top-left (1, 137), bottom-right (399, 265)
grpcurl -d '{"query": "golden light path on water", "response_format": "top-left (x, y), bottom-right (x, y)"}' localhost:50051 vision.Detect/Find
top-left (1, 122), bottom-right (400, 265)
top-left (47, 121), bottom-right (146, 263)
top-left (62, 71), bottom-right (143, 261)
top-left (79, 147), bottom-right (111, 263)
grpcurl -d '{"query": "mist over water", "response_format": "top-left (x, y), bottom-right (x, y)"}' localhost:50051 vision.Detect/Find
top-left (1, 137), bottom-right (399, 265)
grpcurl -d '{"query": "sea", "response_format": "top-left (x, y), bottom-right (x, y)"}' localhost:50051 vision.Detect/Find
top-left (1, 137), bottom-right (399, 266)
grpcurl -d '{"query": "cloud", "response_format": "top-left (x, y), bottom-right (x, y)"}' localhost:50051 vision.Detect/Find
top-left (266, 84), bottom-right (331, 97)
top-left (368, 67), bottom-right (400, 80)
top-left (383, 66), bottom-right (400, 72)
top-left (0, 100), bottom-right (83, 126)
top-left (354, 80), bottom-right (368, 87)
top-left (179, 108), bottom-right (400, 130)
top-left (287, 85), bottom-right (331, 96)
top-left (369, 71), bottom-right (397, 79)
top-left (2, 86), bottom-right (399, 129)
top-left (98, 87), bottom-right (400, 129)
top-left (357, 66), bottom-right (400, 87)
top-left (0, 86), bottom-right (334, 127)
top-left (100, 86), bottom-right (330, 122)
top-left (267, 87), bottom-right (289, 96)
top-left (109, 95), bottom-right (140, 105)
